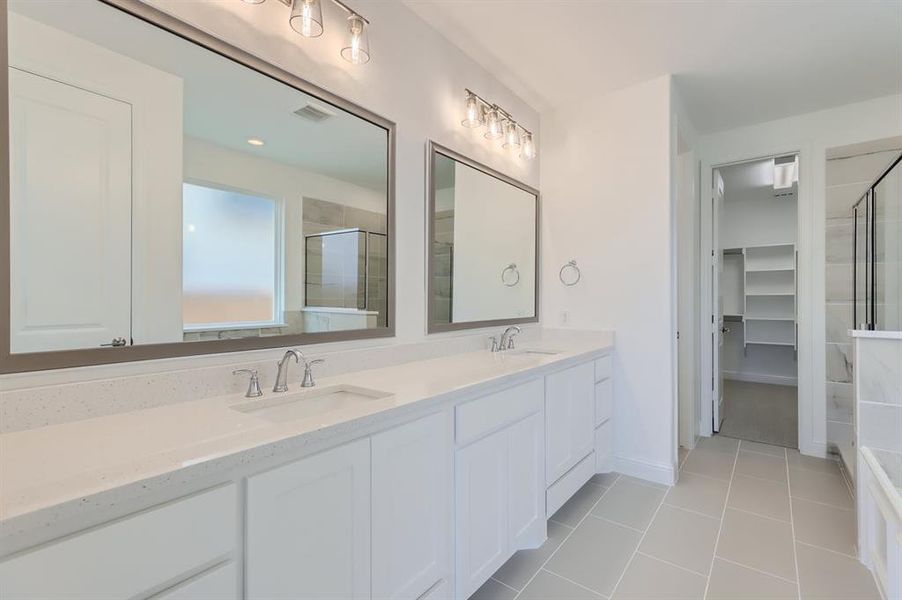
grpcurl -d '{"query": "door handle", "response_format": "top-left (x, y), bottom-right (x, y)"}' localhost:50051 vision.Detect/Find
top-left (101, 337), bottom-right (128, 347)
top-left (720, 327), bottom-right (730, 334)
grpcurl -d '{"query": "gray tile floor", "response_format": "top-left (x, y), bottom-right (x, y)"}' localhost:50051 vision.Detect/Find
top-left (470, 437), bottom-right (879, 600)
top-left (719, 380), bottom-right (798, 448)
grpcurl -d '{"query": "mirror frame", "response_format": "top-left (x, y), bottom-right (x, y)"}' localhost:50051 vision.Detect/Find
top-left (0, 0), bottom-right (396, 373)
top-left (426, 141), bottom-right (540, 334)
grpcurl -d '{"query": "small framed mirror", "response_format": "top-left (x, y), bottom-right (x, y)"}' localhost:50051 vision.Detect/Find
top-left (427, 142), bottom-right (539, 333)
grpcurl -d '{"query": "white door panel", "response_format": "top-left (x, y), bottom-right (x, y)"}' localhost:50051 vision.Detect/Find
top-left (9, 67), bottom-right (132, 352)
top-left (712, 170), bottom-right (725, 432)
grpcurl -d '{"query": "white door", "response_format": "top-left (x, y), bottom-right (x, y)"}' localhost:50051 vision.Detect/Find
top-left (455, 430), bottom-right (509, 599)
top-left (246, 439), bottom-right (371, 600)
top-left (712, 169), bottom-right (726, 432)
top-left (9, 67), bottom-right (132, 352)
top-left (545, 363), bottom-right (596, 484)
top-left (372, 412), bottom-right (451, 600)
top-left (507, 411), bottom-right (545, 550)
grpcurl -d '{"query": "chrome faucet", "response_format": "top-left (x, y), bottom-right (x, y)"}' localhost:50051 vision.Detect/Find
top-left (273, 349), bottom-right (303, 392)
top-left (498, 326), bottom-right (522, 351)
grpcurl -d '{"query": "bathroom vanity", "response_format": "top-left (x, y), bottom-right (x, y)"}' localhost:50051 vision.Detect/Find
top-left (0, 333), bottom-right (614, 599)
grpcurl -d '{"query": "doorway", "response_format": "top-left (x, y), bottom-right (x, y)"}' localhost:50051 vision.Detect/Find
top-left (711, 155), bottom-right (799, 448)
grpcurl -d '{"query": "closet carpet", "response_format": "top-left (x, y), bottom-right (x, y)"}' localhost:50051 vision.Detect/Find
top-left (719, 380), bottom-right (798, 448)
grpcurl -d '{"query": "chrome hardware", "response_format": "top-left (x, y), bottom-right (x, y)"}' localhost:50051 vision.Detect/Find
top-left (101, 337), bottom-right (128, 347)
top-left (501, 263), bottom-right (520, 287)
top-left (300, 357), bottom-right (325, 388)
top-left (721, 326), bottom-right (730, 334)
top-left (274, 349), bottom-right (303, 392)
top-left (559, 259), bottom-right (581, 286)
top-left (489, 336), bottom-right (500, 353)
top-left (232, 369), bottom-right (263, 398)
top-left (499, 326), bottom-right (521, 351)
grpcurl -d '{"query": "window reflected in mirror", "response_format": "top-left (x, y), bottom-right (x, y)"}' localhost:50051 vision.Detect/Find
top-left (6, 0), bottom-right (391, 355)
top-left (428, 146), bottom-right (538, 332)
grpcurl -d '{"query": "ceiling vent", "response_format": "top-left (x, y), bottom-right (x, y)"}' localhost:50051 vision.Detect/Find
top-left (293, 102), bottom-right (335, 122)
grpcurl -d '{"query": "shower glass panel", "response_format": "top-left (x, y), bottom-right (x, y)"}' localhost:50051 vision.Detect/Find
top-left (853, 153), bottom-right (902, 331)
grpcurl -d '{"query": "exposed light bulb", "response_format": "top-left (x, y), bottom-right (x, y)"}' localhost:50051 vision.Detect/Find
top-left (503, 121), bottom-right (521, 149)
top-left (247, 137), bottom-right (265, 146)
top-left (520, 132), bottom-right (536, 160)
top-left (461, 92), bottom-right (484, 128)
top-left (241, 0), bottom-right (266, 4)
top-left (341, 14), bottom-right (370, 64)
top-left (289, 0), bottom-right (323, 38)
top-left (484, 108), bottom-right (503, 140)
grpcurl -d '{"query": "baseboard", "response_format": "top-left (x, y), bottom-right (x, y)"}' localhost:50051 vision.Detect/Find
top-left (613, 455), bottom-right (675, 486)
top-left (723, 371), bottom-right (798, 386)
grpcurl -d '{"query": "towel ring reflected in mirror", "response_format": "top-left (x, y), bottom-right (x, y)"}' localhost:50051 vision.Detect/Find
top-left (559, 259), bottom-right (581, 286)
top-left (501, 263), bottom-right (521, 287)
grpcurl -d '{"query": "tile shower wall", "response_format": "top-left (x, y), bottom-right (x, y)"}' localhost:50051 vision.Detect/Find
top-left (824, 145), bottom-right (901, 455)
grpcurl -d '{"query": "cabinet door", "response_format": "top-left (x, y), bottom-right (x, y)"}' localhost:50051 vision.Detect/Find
top-left (545, 362), bottom-right (596, 484)
top-left (246, 439), bottom-right (370, 600)
top-left (455, 430), bottom-right (509, 600)
top-left (372, 412), bottom-right (451, 600)
top-left (153, 562), bottom-right (238, 600)
top-left (508, 412), bottom-right (546, 550)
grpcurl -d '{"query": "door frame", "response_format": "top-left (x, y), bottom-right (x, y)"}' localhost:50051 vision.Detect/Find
top-left (698, 148), bottom-right (819, 455)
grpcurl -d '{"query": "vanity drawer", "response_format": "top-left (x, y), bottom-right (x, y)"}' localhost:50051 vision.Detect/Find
top-left (595, 378), bottom-right (613, 426)
top-left (154, 561), bottom-right (238, 600)
top-left (456, 378), bottom-right (543, 446)
top-left (546, 451), bottom-right (595, 518)
top-left (594, 354), bottom-right (612, 383)
top-left (0, 484), bottom-right (237, 599)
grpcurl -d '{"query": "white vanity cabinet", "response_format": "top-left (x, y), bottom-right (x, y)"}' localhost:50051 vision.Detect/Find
top-left (454, 379), bottom-right (545, 599)
top-left (0, 484), bottom-right (238, 600)
top-left (245, 438), bottom-right (372, 600)
top-left (593, 353), bottom-right (614, 473)
top-left (545, 362), bottom-right (596, 516)
top-left (371, 411), bottom-right (452, 600)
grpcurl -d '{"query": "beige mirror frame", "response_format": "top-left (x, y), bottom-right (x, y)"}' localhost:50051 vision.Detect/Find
top-left (0, 0), bottom-right (396, 373)
top-left (426, 141), bottom-right (540, 334)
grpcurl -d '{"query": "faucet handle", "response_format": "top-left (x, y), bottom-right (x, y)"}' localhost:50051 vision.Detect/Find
top-left (301, 358), bottom-right (325, 388)
top-left (233, 369), bottom-right (263, 398)
top-left (507, 331), bottom-right (519, 349)
top-left (489, 336), bottom-right (499, 352)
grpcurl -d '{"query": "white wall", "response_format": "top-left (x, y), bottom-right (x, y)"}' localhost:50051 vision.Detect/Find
top-left (542, 75), bottom-right (676, 483)
top-left (699, 93), bottom-right (902, 457)
top-left (451, 162), bottom-right (536, 322)
top-left (721, 188), bottom-right (797, 249)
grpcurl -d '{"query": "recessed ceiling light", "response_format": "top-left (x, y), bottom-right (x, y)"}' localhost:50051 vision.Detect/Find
top-left (247, 138), bottom-right (265, 147)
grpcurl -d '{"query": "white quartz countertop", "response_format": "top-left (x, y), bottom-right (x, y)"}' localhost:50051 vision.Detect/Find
top-left (0, 333), bottom-right (612, 540)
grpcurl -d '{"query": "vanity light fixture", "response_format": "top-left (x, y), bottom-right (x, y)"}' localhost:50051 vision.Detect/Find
top-left (461, 89), bottom-right (536, 160)
top-left (244, 0), bottom-right (371, 64)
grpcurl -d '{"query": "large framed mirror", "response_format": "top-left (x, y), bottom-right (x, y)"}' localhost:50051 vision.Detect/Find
top-left (427, 142), bottom-right (539, 333)
top-left (0, 0), bottom-right (395, 373)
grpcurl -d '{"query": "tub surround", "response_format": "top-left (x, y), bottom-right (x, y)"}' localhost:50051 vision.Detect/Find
top-left (0, 329), bottom-right (612, 553)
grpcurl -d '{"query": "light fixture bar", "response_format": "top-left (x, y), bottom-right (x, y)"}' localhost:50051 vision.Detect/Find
top-left (462, 88), bottom-right (535, 159)
top-left (274, 0), bottom-right (369, 24)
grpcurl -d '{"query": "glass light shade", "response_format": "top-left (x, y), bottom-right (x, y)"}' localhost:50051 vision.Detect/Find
top-left (520, 132), bottom-right (536, 159)
top-left (484, 108), bottom-right (503, 140)
top-left (289, 0), bottom-right (323, 38)
top-left (461, 93), bottom-right (484, 128)
top-left (341, 15), bottom-right (370, 64)
top-left (503, 121), bottom-right (521, 149)
top-left (241, 0), bottom-right (266, 4)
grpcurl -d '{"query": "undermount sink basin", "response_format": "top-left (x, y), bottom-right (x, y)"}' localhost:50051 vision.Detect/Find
top-left (505, 348), bottom-right (561, 357)
top-left (231, 384), bottom-right (393, 423)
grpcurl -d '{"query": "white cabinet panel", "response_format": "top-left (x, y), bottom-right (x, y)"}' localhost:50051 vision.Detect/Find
top-left (546, 451), bottom-right (595, 518)
top-left (9, 67), bottom-right (132, 352)
top-left (0, 485), bottom-right (236, 600)
top-left (455, 430), bottom-right (509, 599)
top-left (595, 378), bottom-right (613, 426)
top-left (594, 354), bottom-right (612, 382)
top-left (455, 378), bottom-right (544, 446)
top-left (153, 562), bottom-right (238, 600)
top-left (508, 412), bottom-right (545, 549)
top-left (246, 439), bottom-right (371, 600)
top-left (372, 412), bottom-right (451, 600)
top-left (545, 362), bottom-right (596, 484)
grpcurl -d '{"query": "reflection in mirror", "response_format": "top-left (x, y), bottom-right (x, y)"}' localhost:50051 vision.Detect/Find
top-left (6, 0), bottom-right (390, 355)
top-left (429, 145), bottom-right (538, 332)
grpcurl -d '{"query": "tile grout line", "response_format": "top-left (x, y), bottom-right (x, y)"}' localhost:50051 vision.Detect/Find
top-left (585, 513), bottom-right (646, 533)
top-left (701, 442), bottom-right (741, 600)
top-left (635, 550), bottom-right (709, 578)
top-left (726, 505), bottom-right (792, 525)
top-left (510, 474), bottom-right (622, 600)
top-left (794, 539), bottom-right (860, 560)
top-left (488, 576), bottom-right (519, 594)
top-left (790, 494), bottom-right (856, 512)
top-left (714, 556), bottom-right (800, 586)
top-left (540, 567), bottom-right (610, 598)
top-left (605, 473), bottom-right (673, 599)
top-left (784, 446), bottom-right (802, 600)
top-left (661, 501), bottom-right (722, 523)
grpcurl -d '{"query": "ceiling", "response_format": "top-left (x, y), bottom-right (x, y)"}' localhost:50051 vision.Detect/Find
top-left (405, 0), bottom-right (902, 133)
top-left (10, 0), bottom-right (388, 191)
